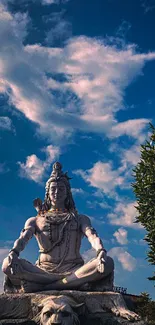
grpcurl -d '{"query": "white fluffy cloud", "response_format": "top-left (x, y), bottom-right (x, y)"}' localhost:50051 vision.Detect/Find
top-left (108, 201), bottom-right (142, 229)
top-left (42, 0), bottom-right (70, 4)
top-left (18, 145), bottom-right (60, 183)
top-left (72, 188), bottom-right (85, 195)
top-left (109, 247), bottom-right (136, 271)
top-left (42, 0), bottom-right (57, 4)
top-left (74, 160), bottom-right (144, 229)
top-left (83, 246), bottom-right (136, 272)
top-left (113, 228), bottom-right (128, 245)
top-left (111, 119), bottom-right (149, 139)
top-left (121, 144), bottom-right (141, 169)
top-left (74, 161), bottom-right (124, 195)
top-left (0, 4), bottom-right (154, 141)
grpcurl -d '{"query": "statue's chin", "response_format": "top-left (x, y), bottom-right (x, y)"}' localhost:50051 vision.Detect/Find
top-left (51, 199), bottom-right (65, 207)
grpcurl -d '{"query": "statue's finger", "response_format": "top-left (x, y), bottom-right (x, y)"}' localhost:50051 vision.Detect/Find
top-left (99, 264), bottom-right (102, 273)
top-left (98, 266), bottom-right (101, 273)
top-left (10, 266), bottom-right (15, 275)
top-left (98, 263), bottom-right (103, 273)
top-left (12, 263), bottom-right (18, 275)
top-left (101, 257), bottom-right (106, 263)
top-left (100, 264), bottom-right (104, 273)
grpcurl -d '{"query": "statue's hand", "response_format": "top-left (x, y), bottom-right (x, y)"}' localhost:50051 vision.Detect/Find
top-left (8, 251), bottom-right (21, 275)
top-left (97, 250), bottom-right (107, 273)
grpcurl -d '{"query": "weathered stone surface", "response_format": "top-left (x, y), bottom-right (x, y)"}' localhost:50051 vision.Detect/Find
top-left (0, 291), bottom-right (146, 325)
top-left (0, 320), bottom-right (35, 325)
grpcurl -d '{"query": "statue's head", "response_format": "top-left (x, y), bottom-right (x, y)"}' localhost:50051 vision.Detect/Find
top-left (44, 162), bottom-right (76, 212)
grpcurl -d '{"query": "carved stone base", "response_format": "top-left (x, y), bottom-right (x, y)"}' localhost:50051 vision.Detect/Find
top-left (0, 291), bottom-right (146, 325)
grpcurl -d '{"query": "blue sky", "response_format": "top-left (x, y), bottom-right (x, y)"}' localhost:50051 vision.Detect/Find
top-left (0, 0), bottom-right (155, 297)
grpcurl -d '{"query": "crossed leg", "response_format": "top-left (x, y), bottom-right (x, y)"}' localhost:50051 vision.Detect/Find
top-left (42, 256), bottom-right (114, 290)
top-left (2, 256), bottom-right (114, 292)
top-left (2, 257), bottom-right (65, 289)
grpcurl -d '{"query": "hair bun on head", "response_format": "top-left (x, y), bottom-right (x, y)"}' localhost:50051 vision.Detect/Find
top-left (43, 162), bottom-right (75, 212)
top-left (51, 162), bottom-right (63, 180)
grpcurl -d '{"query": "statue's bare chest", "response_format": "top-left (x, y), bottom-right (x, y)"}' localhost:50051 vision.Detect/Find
top-left (36, 213), bottom-right (80, 245)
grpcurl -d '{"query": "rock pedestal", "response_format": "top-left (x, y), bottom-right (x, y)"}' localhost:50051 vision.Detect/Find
top-left (0, 291), bottom-right (146, 325)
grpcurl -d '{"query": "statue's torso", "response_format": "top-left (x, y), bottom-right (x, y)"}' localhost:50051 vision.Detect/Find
top-left (35, 212), bottom-right (84, 266)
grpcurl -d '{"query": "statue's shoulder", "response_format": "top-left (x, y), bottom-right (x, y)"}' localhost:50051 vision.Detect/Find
top-left (77, 213), bottom-right (91, 226)
top-left (24, 216), bottom-right (37, 229)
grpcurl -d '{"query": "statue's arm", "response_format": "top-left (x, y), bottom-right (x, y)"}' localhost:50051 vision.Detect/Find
top-left (79, 214), bottom-right (106, 253)
top-left (10, 217), bottom-right (36, 256)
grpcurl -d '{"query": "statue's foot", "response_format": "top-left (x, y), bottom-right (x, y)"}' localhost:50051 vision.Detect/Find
top-left (112, 306), bottom-right (141, 321)
top-left (79, 283), bottom-right (92, 291)
top-left (21, 280), bottom-right (45, 293)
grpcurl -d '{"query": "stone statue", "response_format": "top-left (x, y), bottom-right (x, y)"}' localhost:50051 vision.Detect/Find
top-left (2, 162), bottom-right (114, 293)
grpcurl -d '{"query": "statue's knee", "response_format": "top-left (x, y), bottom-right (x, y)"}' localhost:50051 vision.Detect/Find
top-left (1, 257), bottom-right (11, 275)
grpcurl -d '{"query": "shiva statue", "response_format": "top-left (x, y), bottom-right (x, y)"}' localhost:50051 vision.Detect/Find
top-left (2, 162), bottom-right (114, 293)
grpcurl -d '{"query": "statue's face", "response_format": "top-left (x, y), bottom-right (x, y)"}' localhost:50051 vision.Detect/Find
top-left (49, 181), bottom-right (67, 207)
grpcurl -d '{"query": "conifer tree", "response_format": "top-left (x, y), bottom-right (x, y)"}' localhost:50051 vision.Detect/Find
top-left (136, 292), bottom-right (155, 324)
top-left (132, 123), bottom-right (155, 281)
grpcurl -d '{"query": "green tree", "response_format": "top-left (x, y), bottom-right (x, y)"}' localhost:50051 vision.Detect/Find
top-left (135, 292), bottom-right (155, 325)
top-left (132, 123), bottom-right (155, 281)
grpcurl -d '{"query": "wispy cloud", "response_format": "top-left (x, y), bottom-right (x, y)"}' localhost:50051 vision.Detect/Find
top-left (18, 145), bottom-right (60, 183)
top-left (108, 201), bottom-right (143, 229)
top-left (74, 161), bottom-right (124, 195)
top-left (109, 247), bottom-right (136, 271)
top-left (42, 0), bottom-right (58, 4)
top-left (116, 20), bottom-right (131, 39)
top-left (42, 0), bottom-right (70, 5)
top-left (45, 11), bottom-right (72, 45)
top-left (72, 188), bottom-right (85, 195)
top-left (141, 0), bottom-right (155, 13)
top-left (0, 163), bottom-right (9, 174)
